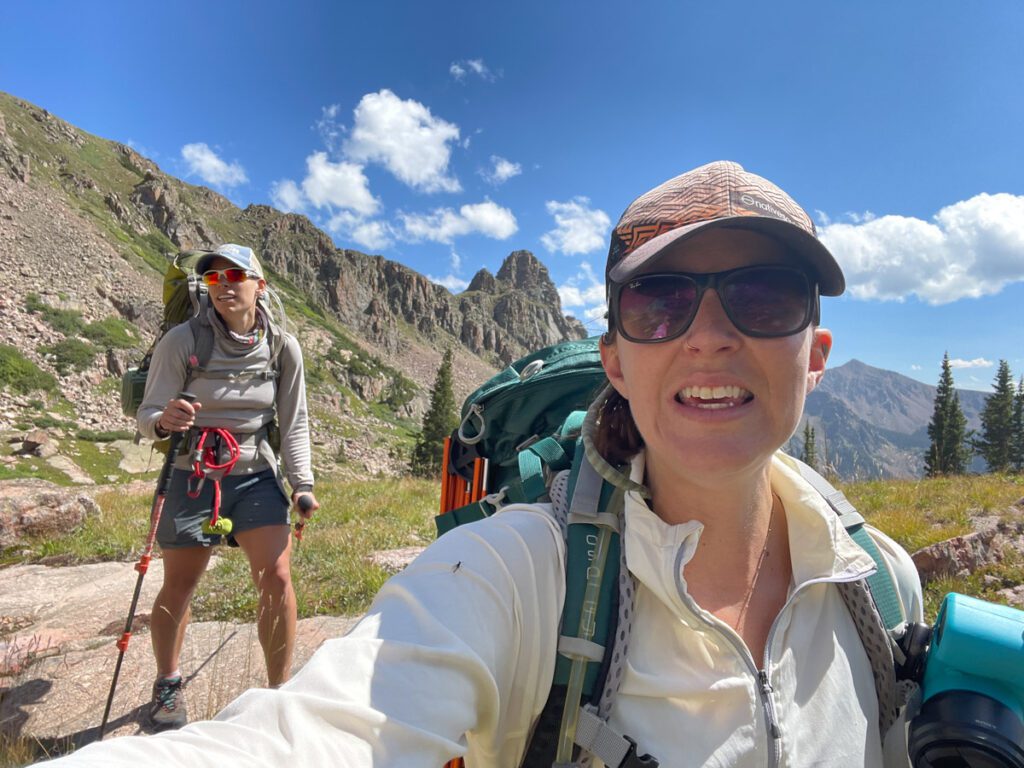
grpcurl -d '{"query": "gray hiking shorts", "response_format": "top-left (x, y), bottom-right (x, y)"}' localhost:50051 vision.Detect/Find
top-left (157, 468), bottom-right (290, 549)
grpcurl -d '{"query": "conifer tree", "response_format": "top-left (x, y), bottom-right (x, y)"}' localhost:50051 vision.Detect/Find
top-left (410, 348), bottom-right (459, 477)
top-left (1012, 375), bottom-right (1024, 473)
top-left (975, 359), bottom-right (1016, 473)
top-left (799, 420), bottom-right (818, 470)
top-left (924, 352), bottom-right (971, 476)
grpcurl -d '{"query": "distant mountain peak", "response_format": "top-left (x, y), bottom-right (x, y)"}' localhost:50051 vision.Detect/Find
top-left (467, 268), bottom-right (498, 293)
top-left (496, 250), bottom-right (560, 305)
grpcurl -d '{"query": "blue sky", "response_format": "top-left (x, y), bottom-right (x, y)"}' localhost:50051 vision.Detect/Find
top-left (3, 1), bottom-right (1023, 391)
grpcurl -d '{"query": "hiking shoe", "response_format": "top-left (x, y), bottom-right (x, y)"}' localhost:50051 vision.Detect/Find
top-left (148, 675), bottom-right (187, 730)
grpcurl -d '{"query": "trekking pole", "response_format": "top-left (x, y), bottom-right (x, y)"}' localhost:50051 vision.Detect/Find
top-left (98, 392), bottom-right (195, 740)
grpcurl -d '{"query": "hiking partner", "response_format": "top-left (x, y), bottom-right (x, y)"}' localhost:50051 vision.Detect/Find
top-left (136, 243), bottom-right (319, 728)
top-left (41, 163), bottom-right (922, 767)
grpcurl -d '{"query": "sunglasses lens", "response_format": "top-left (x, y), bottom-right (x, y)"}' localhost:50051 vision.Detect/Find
top-left (618, 275), bottom-right (699, 341)
top-left (721, 268), bottom-right (811, 336)
top-left (202, 268), bottom-right (251, 286)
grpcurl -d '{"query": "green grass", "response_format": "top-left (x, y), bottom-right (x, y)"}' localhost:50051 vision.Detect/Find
top-left (3, 476), bottom-right (438, 619)
top-left (81, 316), bottom-right (140, 349)
top-left (844, 472), bottom-right (1024, 622)
top-left (192, 478), bottom-right (438, 620)
top-left (8, 472), bottom-right (1022, 625)
top-left (37, 338), bottom-right (96, 375)
top-left (0, 344), bottom-right (57, 394)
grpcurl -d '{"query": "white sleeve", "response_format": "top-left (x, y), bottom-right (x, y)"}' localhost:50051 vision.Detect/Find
top-left (40, 505), bottom-right (566, 768)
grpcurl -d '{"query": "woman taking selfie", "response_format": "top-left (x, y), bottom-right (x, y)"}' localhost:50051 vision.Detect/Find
top-left (48, 166), bottom-right (922, 767)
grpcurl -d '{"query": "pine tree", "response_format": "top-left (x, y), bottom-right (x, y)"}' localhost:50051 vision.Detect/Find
top-left (975, 359), bottom-right (1016, 473)
top-left (923, 352), bottom-right (971, 476)
top-left (1012, 375), bottom-right (1024, 473)
top-left (799, 420), bottom-right (818, 470)
top-left (410, 348), bottom-right (459, 478)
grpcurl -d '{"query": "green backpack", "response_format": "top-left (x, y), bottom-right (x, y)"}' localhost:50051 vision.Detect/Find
top-left (120, 251), bottom-right (211, 419)
top-left (436, 336), bottom-right (907, 768)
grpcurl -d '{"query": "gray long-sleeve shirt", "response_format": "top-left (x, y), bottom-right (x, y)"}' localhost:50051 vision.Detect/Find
top-left (137, 307), bottom-right (314, 494)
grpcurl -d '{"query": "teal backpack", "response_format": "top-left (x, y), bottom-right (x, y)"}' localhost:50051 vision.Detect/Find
top-left (436, 336), bottom-right (907, 768)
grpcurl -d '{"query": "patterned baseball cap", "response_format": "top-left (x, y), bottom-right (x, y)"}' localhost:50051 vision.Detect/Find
top-left (606, 161), bottom-right (844, 296)
top-left (194, 244), bottom-right (265, 279)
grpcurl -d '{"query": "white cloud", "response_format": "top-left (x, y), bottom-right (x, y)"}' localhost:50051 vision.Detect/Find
top-left (181, 142), bottom-right (247, 187)
top-left (450, 58), bottom-right (497, 82)
top-left (541, 197), bottom-right (611, 255)
top-left (429, 274), bottom-right (470, 293)
top-left (270, 179), bottom-right (305, 213)
top-left (910, 364), bottom-right (923, 371)
top-left (820, 192), bottom-right (1024, 304)
top-left (301, 152), bottom-right (379, 216)
top-left (344, 89), bottom-right (461, 193)
top-left (324, 211), bottom-right (394, 251)
top-left (949, 357), bottom-right (994, 369)
top-left (558, 262), bottom-right (608, 330)
top-left (351, 220), bottom-right (394, 251)
top-left (480, 155), bottom-right (522, 186)
top-left (315, 104), bottom-right (345, 153)
top-left (400, 201), bottom-right (517, 244)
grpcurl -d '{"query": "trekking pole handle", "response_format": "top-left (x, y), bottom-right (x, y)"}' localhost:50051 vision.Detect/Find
top-left (164, 391), bottom-right (197, 449)
top-left (294, 495), bottom-right (314, 542)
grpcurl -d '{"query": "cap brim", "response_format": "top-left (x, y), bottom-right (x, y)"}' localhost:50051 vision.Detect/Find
top-left (608, 216), bottom-right (845, 296)
top-left (194, 252), bottom-right (249, 275)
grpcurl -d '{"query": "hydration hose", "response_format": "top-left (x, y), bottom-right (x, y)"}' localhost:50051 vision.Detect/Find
top-left (555, 522), bottom-right (614, 764)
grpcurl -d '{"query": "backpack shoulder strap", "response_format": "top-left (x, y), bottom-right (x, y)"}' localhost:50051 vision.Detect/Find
top-left (184, 312), bottom-right (216, 387)
top-left (522, 450), bottom-right (657, 768)
top-left (790, 458), bottom-right (904, 630)
top-left (790, 457), bottom-right (908, 737)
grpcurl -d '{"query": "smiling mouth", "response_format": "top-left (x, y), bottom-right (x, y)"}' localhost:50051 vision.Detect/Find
top-left (675, 385), bottom-right (754, 410)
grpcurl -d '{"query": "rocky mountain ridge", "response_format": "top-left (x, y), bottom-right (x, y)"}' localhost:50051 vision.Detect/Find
top-left (790, 359), bottom-right (990, 479)
top-left (0, 90), bottom-right (1000, 483)
top-left (0, 91), bottom-right (584, 480)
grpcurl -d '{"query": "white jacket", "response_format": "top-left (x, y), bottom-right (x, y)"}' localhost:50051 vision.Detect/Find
top-left (48, 452), bottom-right (922, 767)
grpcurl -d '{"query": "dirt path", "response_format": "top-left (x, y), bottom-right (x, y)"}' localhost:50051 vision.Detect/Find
top-left (0, 559), bottom-right (360, 751)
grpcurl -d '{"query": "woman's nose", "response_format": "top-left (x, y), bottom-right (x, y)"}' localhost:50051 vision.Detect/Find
top-left (679, 290), bottom-right (740, 353)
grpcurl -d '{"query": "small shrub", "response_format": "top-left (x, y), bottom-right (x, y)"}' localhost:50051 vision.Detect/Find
top-left (76, 428), bottom-right (135, 442)
top-left (24, 293), bottom-right (84, 335)
top-left (82, 316), bottom-right (139, 348)
top-left (33, 414), bottom-right (76, 431)
top-left (38, 338), bottom-right (96, 375)
top-left (0, 344), bottom-right (57, 393)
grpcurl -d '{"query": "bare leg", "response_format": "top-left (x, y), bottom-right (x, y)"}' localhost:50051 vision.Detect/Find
top-left (234, 525), bottom-right (295, 687)
top-left (151, 546), bottom-right (213, 677)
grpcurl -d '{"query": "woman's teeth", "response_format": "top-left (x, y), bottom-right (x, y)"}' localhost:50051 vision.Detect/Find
top-left (676, 385), bottom-right (752, 409)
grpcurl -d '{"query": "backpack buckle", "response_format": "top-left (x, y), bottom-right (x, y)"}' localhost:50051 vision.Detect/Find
top-left (619, 738), bottom-right (659, 768)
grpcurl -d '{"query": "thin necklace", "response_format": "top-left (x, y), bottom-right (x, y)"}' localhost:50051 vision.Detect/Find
top-left (735, 492), bottom-right (779, 631)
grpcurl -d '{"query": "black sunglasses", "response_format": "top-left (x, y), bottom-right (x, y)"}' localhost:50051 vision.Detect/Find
top-left (609, 265), bottom-right (819, 343)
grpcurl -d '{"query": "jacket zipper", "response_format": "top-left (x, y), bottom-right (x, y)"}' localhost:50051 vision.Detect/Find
top-left (675, 554), bottom-right (877, 768)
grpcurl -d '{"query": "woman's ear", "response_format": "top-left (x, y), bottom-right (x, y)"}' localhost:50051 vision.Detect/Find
top-left (807, 328), bottom-right (832, 394)
top-left (600, 334), bottom-right (629, 400)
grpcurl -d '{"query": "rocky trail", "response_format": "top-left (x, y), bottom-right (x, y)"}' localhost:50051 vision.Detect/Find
top-left (0, 556), bottom-right (360, 756)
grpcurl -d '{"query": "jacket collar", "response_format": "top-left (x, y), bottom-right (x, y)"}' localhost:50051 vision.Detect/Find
top-left (621, 450), bottom-right (876, 595)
